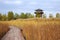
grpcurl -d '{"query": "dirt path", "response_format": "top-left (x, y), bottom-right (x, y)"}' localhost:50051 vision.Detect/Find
top-left (1, 26), bottom-right (25, 40)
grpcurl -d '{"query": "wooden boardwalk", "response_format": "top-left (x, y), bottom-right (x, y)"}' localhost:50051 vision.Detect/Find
top-left (1, 26), bottom-right (25, 40)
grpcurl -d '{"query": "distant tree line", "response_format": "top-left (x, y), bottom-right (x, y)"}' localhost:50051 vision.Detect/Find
top-left (0, 11), bottom-right (60, 21)
top-left (42, 13), bottom-right (60, 18)
top-left (0, 11), bottom-right (34, 21)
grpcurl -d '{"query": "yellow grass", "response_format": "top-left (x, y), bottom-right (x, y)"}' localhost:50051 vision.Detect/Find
top-left (0, 18), bottom-right (60, 40)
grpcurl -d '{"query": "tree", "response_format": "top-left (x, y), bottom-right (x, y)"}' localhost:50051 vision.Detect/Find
top-left (49, 14), bottom-right (53, 18)
top-left (56, 13), bottom-right (60, 18)
top-left (2, 14), bottom-right (7, 21)
top-left (20, 13), bottom-right (34, 19)
top-left (0, 13), bottom-right (2, 21)
top-left (20, 12), bottom-right (27, 19)
top-left (8, 11), bottom-right (14, 20)
top-left (42, 14), bottom-right (46, 18)
top-left (25, 13), bottom-right (34, 18)
top-left (14, 13), bottom-right (20, 19)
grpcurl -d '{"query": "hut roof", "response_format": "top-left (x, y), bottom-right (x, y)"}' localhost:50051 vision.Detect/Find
top-left (35, 9), bottom-right (43, 11)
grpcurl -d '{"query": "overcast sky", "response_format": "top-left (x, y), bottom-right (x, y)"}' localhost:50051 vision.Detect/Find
top-left (0, 0), bottom-right (60, 17)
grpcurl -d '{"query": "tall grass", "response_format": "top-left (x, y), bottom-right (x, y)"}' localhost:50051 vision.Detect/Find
top-left (0, 22), bottom-right (9, 40)
top-left (8, 18), bottom-right (60, 40)
top-left (0, 18), bottom-right (60, 40)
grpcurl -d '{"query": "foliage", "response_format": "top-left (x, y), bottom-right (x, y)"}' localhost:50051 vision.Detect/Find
top-left (8, 11), bottom-right (14, 20)
top-left (56, 13), bottom-right (60, 18)
top-left (0, 11), bottom-right (60, 21)
top-left (49, 14), bottom-right (53, 18)
top-left (20, 12), bottom-right (27, 19)
top-left (0, 13), bottom-right (2, 21)
top-left (2, 14), bottom-right (7, 21)
top-left (25, 13), bottom-right (34, 18)
top-left (42, 14), bottom-right (46, 18)
top-left (36, 13), bottom-right (41, 17)
top-left (14, 13), bottom-right (20, 19)
top-left (20, 13), bottom-right (34, 19)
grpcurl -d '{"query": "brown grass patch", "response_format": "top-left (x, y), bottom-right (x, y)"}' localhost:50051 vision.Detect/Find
top-left (0, 22), bottom-right (9, 40)
top-left (0, 18), bottom-right (60, 40)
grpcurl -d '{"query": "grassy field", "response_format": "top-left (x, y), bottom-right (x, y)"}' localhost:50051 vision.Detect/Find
top-left (0, 18), bottom-right (60, 40)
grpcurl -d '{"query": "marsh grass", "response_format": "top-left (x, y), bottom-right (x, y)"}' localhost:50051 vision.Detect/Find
top-left (0, 18), bottom-right (60, 40)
